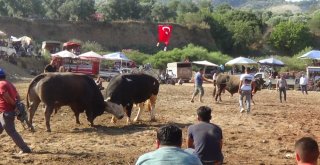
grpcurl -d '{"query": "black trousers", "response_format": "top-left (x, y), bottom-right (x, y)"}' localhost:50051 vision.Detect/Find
top-left (279, 87), bottom-right (286, 102)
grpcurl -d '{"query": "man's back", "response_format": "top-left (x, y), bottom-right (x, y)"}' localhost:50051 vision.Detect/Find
top-left (136, 146), bottom-right (202, 165)
top-left (188, 122), bottom-right (223, 162)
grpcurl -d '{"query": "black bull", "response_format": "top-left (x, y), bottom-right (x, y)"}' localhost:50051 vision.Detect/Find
top-left (26, 73), bottom-right (124, 132)
top-left (213, 74), bottom-right (265, 103)
top-left (106, 73), bottom-right (159, 123)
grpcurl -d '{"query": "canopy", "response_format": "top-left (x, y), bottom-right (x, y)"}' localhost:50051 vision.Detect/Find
top-left (51, 50), bottom-right (77, 58)
top-left (0, 31), bottom-right (6, 37)
top-left (79, 51), bottom-right (102, 59)
top-left (258, 57), bottom-right (284, 66)
top-left (63, 41), bottom-right (80, 48)
top-left (103, 52), bottom-right (130, 61)
top-left (225, 57), bottom-right (257, 66)
top-left (11, 36), bottom-right (32, 45)
top-left (298, 50), bottom-right (320, 60)
top-left (192, 60), bottom-right (218, 67)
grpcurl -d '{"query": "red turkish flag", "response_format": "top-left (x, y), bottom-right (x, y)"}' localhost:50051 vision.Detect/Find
top-left (158, 25), bottom-right (172, 46)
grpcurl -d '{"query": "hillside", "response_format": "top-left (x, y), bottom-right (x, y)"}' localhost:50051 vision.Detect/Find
top-left (0, 17), bottom-right (216, 53)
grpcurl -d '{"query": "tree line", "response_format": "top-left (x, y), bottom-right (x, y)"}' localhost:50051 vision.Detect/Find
top-left (1, 0), bottom-right (320, 56)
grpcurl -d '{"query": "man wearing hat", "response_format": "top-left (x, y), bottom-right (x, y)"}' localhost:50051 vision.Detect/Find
top-left (0, 68), bottom-right (31, 153)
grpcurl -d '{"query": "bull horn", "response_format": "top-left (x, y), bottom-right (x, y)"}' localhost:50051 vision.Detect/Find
top-left (105, 97), bottom-right (111, 101)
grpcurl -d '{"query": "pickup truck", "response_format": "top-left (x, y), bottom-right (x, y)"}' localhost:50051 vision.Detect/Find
top-left (99, 68), bottom-right (133, 81)
top-left (254, 72), bottom-right (299, 90)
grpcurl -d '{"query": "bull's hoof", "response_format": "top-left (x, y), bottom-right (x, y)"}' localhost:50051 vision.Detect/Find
top-left (46, 129), bottom-right (51, 132)
top-left (110, 118), bottom-right (117, 124)
top-left (150, 118), bottom-right (156, 122)
top-left (133, 118), bottom-right (140, 123)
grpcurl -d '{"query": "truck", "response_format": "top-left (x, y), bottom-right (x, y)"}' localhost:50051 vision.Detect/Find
top-left (166, 62), bottom-right (192, 83)
top-left (254, 72), bottom-right (299, 90)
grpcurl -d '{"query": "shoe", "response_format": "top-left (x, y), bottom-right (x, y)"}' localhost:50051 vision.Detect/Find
top-left (240, 108), bottom-right (245, 113)
top-left (190, 100), bottom-right (194, 103)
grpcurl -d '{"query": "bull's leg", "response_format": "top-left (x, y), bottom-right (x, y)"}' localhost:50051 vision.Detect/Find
top-left (149, 95), bottom-right (157, 121)
top-left (251, 94), bottom-right (255, 105)
top-left (133, 103), bottom-right (144, 122)
top-left (111, 116), bottom-right (117, 123)
top-left (44, 105), bottom-right (54, 132)
top-left (70, 105), bottom-right (81, 124)
top-left (126, 104), bottom-right (133, 124)
top-left (28, 99), bottom-right (41, 132)
top-left (74, 111), bottom-right (80, 124)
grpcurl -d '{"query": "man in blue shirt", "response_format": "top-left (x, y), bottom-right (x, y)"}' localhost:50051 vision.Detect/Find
top-left (187, 106), bottom-right (223, 165)
top-left (136, 124), bottom-right (202, 165)
top-left (190, 68), bottom-right (212, 103)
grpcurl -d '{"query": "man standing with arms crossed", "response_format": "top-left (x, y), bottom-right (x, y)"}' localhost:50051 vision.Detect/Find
top-left (0, 68), bottom-right (31, 154)
top-left (238, 67), bottom-right (254, 113)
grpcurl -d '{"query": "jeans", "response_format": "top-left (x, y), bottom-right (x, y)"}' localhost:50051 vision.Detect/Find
top-left (193, 85), bottom-right (204, 97)
top-left (0, 111), bottom-right (31, 152)
top-left (239, 90), bottom-right (251, 112)
top-left (300, 85), bottom-right (308, 94)
top-left (279, 87), bottom-right (286, 102)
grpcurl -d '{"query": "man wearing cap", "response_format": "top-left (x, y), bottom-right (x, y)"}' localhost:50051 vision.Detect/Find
top-left (0, 68), bottom-right (31, 154)
top-left (299, 74), bottom-right (308, 95)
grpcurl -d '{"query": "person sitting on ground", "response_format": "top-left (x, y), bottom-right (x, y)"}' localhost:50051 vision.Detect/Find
top-left (95, 76), bottom-right (104, 90)
top-left (44, 60), bottom-right (57, 73)
top-left (295, 137), bottom-right (319, 165)
top-left (136, 124), bottom-right (202, 165)
top-left (187, 106), bottom-right (223, 165)
top-left (58, 66), bottom-right (66, 72)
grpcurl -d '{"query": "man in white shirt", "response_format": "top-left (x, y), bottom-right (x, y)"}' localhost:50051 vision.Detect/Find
top-left (299, 74), bottom-right (308, 95)
top-left (238, 67), bottom-right (254, 113)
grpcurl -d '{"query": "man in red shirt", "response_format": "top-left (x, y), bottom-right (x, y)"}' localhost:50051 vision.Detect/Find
top-left (0, 68), bottom-right (31, 153)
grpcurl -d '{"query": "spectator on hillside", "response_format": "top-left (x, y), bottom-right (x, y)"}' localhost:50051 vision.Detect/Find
top-left (186, 106), bottom-right (223, 165)
top-left (295, 137), bottom-right (319, 165)
top-left (135, 124), bottom-right (202, 165)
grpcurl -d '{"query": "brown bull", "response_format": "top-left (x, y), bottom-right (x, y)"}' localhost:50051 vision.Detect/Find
top-left (213, 74), bottom-right (265, 103)
top-left (27, 73), bottom-right (124, 132)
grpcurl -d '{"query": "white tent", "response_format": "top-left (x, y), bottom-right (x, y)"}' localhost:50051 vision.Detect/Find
top-left (298, 50), bottom-right (320, 60)
top-left (79, 51), bottom-right (102, 59)
top-left (51, 50), bottom-right (77, 58)
top-left (103, 52), bottom-right (131, 61)
top-left (258, 57), bottom-right (284, 66)
top-left (225, 57), bottom-right (257, 66)
top-left (192, 60), bottom-right (218, 67)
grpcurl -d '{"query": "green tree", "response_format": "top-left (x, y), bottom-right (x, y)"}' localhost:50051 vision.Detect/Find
top-left (176, 0), bottom-right (199, 15)
top-left (151, 3), bottom-right (175, 22)
top-left (58, 0), bottom-right (95, 21)
top-left (309, 10), bottom-right (320, 35)
top-left (42, 0), bottom-right (66, 19)
top-left (97, 0), bottom-right (142, 21)
top-left (268, 21), bottom-right (313, 55)
top-left (0, 0), bottom-right (44, 17)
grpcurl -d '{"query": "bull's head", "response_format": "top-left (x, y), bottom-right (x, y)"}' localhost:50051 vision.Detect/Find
top-left (104, 97), bottom-right (124, 119)
top-left (253, 77), bottom-right (265, 92)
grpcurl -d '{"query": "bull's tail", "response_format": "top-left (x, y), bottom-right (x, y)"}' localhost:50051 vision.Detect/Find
top-left (26, 73), bottom-right (47, 109)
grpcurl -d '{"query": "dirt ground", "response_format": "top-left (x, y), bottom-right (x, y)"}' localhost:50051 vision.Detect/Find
top-left (1, 82), bottom-right (320, 165)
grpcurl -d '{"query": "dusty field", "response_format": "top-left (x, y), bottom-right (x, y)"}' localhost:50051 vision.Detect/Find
top-left (1, 81), bottom-right (320, 165)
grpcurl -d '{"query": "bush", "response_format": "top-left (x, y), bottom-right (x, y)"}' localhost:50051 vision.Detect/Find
top-left (123, 50), bottom-right (150, 65)
top-left (81, 41), bottom-right (103, 52)
top-left (145, 44), bottom-right (231, 70)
